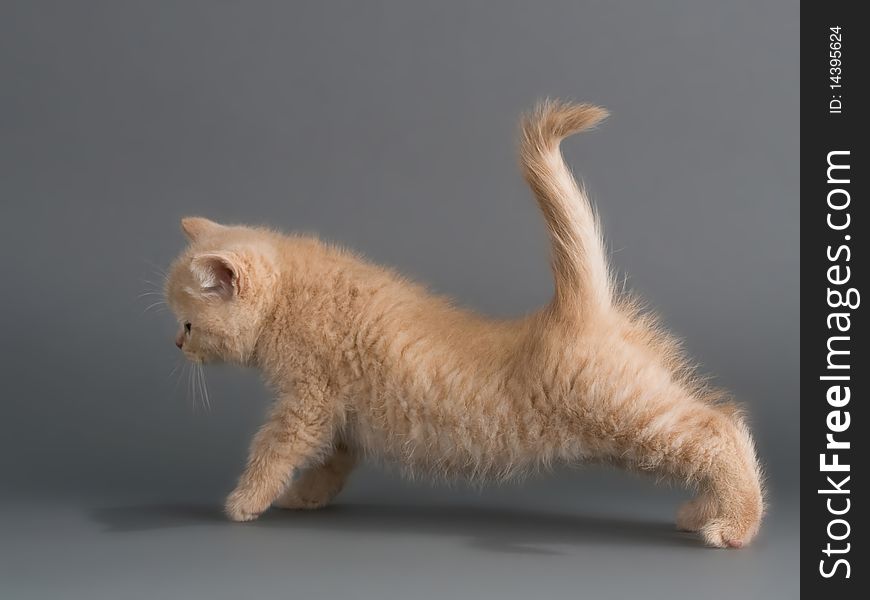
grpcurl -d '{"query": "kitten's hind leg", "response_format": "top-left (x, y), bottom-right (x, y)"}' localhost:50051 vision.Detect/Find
top-left (628, 402), bottom-right (764, 548)
top-left (275, 443), bottom-right (356, 510)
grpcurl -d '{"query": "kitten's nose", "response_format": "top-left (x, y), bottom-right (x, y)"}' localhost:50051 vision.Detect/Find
top-left (175, 332), bottom-right (184, 349)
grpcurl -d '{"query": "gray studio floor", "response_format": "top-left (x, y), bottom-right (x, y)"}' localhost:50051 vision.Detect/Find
top-left (1, 469), bottom-right (798, 600)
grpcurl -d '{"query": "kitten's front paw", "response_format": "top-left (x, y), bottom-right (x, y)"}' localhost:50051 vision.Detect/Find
top-left (225, 487), bottom-right (269, 522)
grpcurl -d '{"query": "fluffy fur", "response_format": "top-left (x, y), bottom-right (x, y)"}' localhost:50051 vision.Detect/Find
top-left (165, 100), bottom-right (764, 548)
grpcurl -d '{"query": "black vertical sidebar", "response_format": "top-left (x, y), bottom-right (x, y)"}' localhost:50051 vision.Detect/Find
top-left (802, 2), bottom-right (865, 596)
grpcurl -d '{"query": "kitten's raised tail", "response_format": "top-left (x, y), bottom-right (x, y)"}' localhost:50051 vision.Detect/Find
top-left (520, 100), bottom-right (612, 318)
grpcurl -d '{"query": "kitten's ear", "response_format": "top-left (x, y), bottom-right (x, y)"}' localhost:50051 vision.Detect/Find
top-left (190, 252), bottom-right (243, 299)
top-left (181, 217), bottom-right (223, 241)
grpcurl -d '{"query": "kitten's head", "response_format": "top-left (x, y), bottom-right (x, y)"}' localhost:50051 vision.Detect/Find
top-left (165, 217), bottom-right (278, 365)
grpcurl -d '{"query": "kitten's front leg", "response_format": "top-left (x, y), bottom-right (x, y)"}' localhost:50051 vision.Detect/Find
top-left (226, 383), bottom-right (336, 522)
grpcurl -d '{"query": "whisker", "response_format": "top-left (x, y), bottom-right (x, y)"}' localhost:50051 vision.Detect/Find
top-left (143, 300), bottom-right (167, 313)
top-left (144, 260), bottom-right (169, 281)
top-left (195, 363), bottom-right (204, 412)
top-left (171, 361), bottom-right (186, 403)
top-left (168, 359), bottom-right (182, 380)
top-left (194, 362), bottom-right (202, 412)
top-left (145, 258), bottom-right (167, 270)
top-left (197, 363), bottom-right (211, 412)
top-left (187, 363), bottom-right (195, 412)
top-left (142, 279), bottom-right (166, 290)
top-left (204, 367), bottom-right (211, 411)
top-left (196, 366), bottom-right (205, 412)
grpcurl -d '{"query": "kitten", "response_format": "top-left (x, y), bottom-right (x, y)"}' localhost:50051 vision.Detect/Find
top-left (165, 101), bottom-right (764, 548)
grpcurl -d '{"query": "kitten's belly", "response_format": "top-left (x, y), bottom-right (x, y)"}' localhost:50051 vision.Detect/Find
top-left (345, 383), bottom-right (575, 480)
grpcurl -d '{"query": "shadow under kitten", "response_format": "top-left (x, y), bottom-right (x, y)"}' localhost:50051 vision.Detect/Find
top-left (89, 502), bottom-right (701, 555)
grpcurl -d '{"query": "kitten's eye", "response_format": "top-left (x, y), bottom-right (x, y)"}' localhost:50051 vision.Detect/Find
top-left (184, 322), bottom-right (192, 334)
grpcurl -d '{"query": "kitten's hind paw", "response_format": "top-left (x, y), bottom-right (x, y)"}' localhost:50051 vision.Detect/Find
top-left (698, 488), bottom-right (763, 548)
top-left (678, 491), bottom-right (762, 548)
top-left (675, 494), bottom-right (717, 532)
top-left (700, 517), bottom-right (759, 549)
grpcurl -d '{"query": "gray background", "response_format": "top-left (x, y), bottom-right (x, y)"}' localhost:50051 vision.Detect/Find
top-left (0, 1), bottom-right (798, 598)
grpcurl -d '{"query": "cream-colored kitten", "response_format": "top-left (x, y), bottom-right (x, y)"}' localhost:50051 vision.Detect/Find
top-left (165, 101), bottom-right (764, 548)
